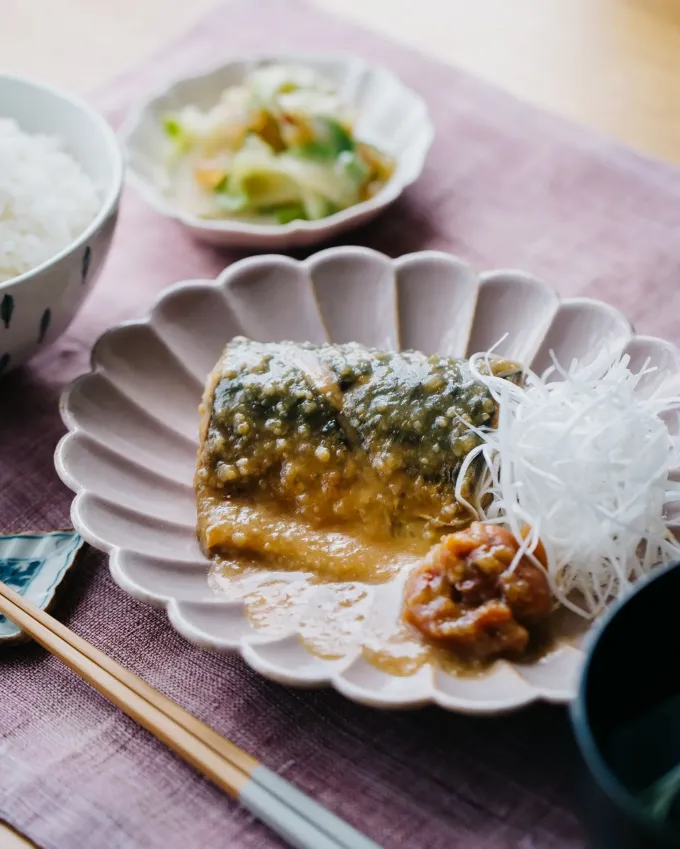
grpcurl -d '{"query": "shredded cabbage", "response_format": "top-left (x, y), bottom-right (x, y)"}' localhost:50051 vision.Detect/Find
top-left (161, 65), bottom-right (394, 223)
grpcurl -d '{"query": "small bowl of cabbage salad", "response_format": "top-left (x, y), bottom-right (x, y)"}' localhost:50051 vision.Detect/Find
top-left (121, 56), bottom-right (433, 247)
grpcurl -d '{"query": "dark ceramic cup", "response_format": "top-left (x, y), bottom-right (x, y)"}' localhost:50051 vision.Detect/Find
top-left (570, 561), bottom-right (680, 848)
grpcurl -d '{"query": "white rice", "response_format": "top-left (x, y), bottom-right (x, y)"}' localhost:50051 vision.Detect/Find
top-left (0, 118), bottom-right (101, 283)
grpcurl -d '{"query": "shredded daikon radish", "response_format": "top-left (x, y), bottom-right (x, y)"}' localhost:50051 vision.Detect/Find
top-left (457, 347), bottom-right (680, 618)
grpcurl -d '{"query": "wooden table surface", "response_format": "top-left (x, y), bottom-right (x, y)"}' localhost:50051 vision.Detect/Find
top-left (2, 0), bottom-right (680, 845)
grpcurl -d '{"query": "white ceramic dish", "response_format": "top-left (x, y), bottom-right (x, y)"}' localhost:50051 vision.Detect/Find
top-left (55, 247), bottom-right (680, 714)
top-left (120, 54), bottom-right (433, 249)
top-left (0, 75), bottom-right (123, 372)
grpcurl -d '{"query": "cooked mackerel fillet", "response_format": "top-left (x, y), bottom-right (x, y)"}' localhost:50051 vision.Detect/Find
top-left (195, 338), bottom-right (512, 581)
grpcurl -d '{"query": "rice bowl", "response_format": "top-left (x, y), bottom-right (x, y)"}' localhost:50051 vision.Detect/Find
top-left (0, 74), bottom-right (123, 371)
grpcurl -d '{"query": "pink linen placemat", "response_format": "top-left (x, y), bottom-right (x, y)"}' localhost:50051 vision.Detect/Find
top-left (3, 0), bottom-right (680, 846)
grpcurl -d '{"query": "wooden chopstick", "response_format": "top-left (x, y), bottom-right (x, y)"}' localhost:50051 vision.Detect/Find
top-left (0, 582), bottom-right (381, 849)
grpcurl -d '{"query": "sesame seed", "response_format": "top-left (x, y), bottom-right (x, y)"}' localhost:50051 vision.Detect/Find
top-left (217, 463), bottom-right (239, 482)
top-left (315, 446), bottom-right (331, 462)
top-left (423, 376), bottom-right (444, 392)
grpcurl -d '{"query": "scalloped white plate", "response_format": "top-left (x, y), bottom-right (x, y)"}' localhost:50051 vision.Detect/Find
top-left (55, 247), bottom-right (680, 713)
top-left (120, 53), bottom-right (433, 249)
